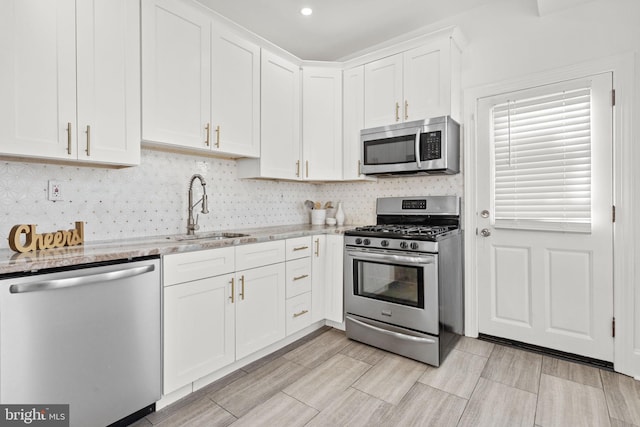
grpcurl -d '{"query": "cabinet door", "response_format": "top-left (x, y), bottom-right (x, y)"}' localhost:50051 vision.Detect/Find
top-left (211, 28), bottom-right (260, 158)
top-left (142, 0), bottom-right (211, 149)
top-left (286, 236), bottom-right (312, 260)
top-left (0, 0), bottom-right (76, 160)
top-left (235, 263), bottom-right (286, 360)
top-left (342, 66), bottom-right (365, 180)
top-left (163, 273), bottom-right (235, 394)
top-left (403, 40), bottom-right (450, 122)
top-left (259, 51), bottom-right (301, 180)
top-left (302, 67), bottom-right (342, 180)
top-left (76, 0), bottom-right (140, 166)
top-left (324, 234), bottom-right (344, 323)
top-left (286, 292), bottom-right (312, 335)
top-left (286, 257), bottom-right (312, 299)
top-left (311, 235), bottom-right (326, 323)
top-left (363, 54), bottom-right (402, 128)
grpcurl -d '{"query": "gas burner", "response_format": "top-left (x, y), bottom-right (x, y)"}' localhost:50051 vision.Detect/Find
top-left (352, 224), bottom-right (456, 238)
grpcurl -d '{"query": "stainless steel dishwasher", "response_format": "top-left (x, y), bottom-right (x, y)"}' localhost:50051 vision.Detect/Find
top-left (0, 257), bottom-right (161, 427)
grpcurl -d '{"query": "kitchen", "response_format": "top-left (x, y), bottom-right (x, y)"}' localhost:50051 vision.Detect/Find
top-left (0, 0), bottom-right (639, 425)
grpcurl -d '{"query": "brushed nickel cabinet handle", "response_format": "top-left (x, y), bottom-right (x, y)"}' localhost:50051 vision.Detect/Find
top-left (293, 309), bottom-right (309, 318)
top-left (315, 238), bottom-right (320, 257)
top-left (66, 122), bottom-right (72, 155)
top-left (85, 125), bottom-right (91, 156)
top-left (215, 125), bottom-right (220, 148)
top-left (293, 246), bottom-right (309, 251)
top-left (229, 277), bottom-right (235, 303)
top-left (405, 100), bottom-right (409, 120)
top-left (205, 123), bottom-right (210, 146)
top-left (240, 275), bottom-right (245, 300)
top-left (293, 274), bottom-right (309, 281)
top-left (395, 102), bottom-right (400, 122)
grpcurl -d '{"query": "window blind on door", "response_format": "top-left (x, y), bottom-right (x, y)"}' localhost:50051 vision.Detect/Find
top-left (492, 86), bottom-right (592, 232)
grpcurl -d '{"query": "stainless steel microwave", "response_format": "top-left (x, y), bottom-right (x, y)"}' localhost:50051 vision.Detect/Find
top-left (360, 116), bottom-right (460, 176)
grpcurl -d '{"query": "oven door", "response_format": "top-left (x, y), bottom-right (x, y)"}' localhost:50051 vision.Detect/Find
top-left (344, 247), bottom-right (438, 335)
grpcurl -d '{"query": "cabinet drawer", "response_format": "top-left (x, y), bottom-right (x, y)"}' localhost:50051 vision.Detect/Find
top-left (286, 292), bottom-right (312, 335)
top-left (235, 240), bottom-right (285, 271)
top-left (285, 236), bottom-right (312, 260)
top-left (164, 247), bottom-right (235, 286)
top-left (286, 257), bottom-right (312, 298)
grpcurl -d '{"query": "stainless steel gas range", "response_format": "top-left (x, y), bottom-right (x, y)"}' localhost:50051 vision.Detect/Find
top-left (344, 195), bottom-right (463, 366)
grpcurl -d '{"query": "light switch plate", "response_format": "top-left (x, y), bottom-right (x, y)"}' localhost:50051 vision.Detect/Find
top-left (48, 180), bottom-right (63, 201)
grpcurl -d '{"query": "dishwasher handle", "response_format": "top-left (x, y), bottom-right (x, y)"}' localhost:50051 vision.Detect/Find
top-left (9, 264), bottom-right (156, 294)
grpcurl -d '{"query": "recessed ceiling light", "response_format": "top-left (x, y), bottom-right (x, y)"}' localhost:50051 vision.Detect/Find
top-left (300, 7), bottom-right (313, 16)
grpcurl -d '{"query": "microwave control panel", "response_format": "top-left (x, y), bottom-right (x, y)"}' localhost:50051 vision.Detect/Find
top-left (420, 131), bottom-right (442, 160)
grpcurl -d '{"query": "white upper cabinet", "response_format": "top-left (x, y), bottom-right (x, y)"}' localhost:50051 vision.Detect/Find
top-left (363, 35), bottom-right (462, 128)
top-left (342, 66), bottom-right (366, 180)
top-left (238, 50), bottom-right (301, 180)
top-left (210, 28), bottom-right (260, 158)
top-left (142, 1), bottom-right (261, 158)
top-left (0, 0), bottom-right (140, 166)
top-left (76, 0), bottom-right (141, 165)
top-left (142, 0), bottom-right (211, 150)
top-left (363, 54), bottom-right (403, 128)
top-left (302, 67), bottom-right (343, 181)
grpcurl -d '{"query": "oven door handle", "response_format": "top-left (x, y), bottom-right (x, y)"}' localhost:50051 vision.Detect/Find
top-left (347, 250), bottom-right (434, 265)
top-left (346, 316), bottom-right (436, 344)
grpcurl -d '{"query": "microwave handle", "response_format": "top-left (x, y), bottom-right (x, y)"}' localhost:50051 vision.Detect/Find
top-left (414, 128), bottom-right (422, 169)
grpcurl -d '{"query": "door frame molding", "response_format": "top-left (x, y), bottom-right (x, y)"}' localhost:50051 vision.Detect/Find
top-left (463, 52), bottom-right (638, 377)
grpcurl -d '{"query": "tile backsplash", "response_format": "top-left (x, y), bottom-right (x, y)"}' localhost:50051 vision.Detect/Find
top-left (0, 149), bottom-right (462, 250)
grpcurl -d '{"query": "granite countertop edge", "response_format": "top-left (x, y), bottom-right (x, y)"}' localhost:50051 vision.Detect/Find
top-left (0, 224), bottom-right (356, 275)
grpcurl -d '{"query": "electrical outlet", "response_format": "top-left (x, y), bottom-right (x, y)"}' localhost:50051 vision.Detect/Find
top-left (48, 180), bottom-right (63, 201)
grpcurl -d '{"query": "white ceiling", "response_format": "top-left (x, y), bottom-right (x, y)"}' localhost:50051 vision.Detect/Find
top-left (195, 0), bottom-right (503, 61)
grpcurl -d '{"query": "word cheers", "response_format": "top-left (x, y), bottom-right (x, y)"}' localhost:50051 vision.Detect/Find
top-left (8, 222), bottom-right (84, 253)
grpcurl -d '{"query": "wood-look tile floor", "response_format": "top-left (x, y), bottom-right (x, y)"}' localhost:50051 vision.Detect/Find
top-left (131, 327), bottom-right (640, 427)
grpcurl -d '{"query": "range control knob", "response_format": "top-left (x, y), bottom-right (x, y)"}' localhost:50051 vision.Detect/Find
top-left (363, 239), bottom-right (371, 246)
top-left (410, 242), bottom-right (420, 250)
top-left (355, 238), bottom-right (363, 245)
top-left (381, 240), bottom-right (389, 247)
top-left (399, 241), bottom-right (409, 249)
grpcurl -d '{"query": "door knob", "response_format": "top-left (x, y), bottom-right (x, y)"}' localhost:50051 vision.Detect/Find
top-left (480, 228), bottom-right (491, 237)
top-left (481, 210), bottom-right (490, 218)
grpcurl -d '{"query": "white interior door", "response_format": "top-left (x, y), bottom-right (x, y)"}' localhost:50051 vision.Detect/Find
top-left (476, 73), bottom-right (614, 361)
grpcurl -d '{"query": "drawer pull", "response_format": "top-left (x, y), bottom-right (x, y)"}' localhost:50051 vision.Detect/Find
top-left (229, 277), bottom-right (235, 304)
top-left (293, 246), bottom-right (309, 251)
top-left (240, 275), bottom-right (245, 300)
top-left (293, 309), bottom-right (309, 318)
top-left (293, 274), bottom-right (309, 281)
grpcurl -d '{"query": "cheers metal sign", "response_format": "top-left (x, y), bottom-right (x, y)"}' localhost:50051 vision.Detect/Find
top-left (8, 222), bottom-right (84, 253)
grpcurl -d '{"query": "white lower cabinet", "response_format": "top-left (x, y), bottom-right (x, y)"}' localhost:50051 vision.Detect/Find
top-left (285, 237), bottom-right (313, 334)
top-left (286, 292), bottom-right (312, 335)
top-left (312, 234), bottom-right (344, 324)
top-left (235, 262), bottom-right (286, 360)
top-left (163, 235), bottom-right (342, 396)
top-left (163, 247), bottom-right (236, 395)
top-left (163, 273), bottom-right (235, 394)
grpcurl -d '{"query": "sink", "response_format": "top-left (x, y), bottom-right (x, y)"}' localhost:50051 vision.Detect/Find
top-left (170, 232), bottom-right (249, 241)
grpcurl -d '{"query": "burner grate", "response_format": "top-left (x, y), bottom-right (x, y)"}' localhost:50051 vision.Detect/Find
top-left (353, 224), bottom-right (456, 237)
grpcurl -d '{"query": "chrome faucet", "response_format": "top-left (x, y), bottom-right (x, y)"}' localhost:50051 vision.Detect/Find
top-left (187, 174), bottom-right (209, 235)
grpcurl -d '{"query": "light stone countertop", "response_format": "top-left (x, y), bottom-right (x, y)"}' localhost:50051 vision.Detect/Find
top-left (0, 224), bottom-right (356, 275)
